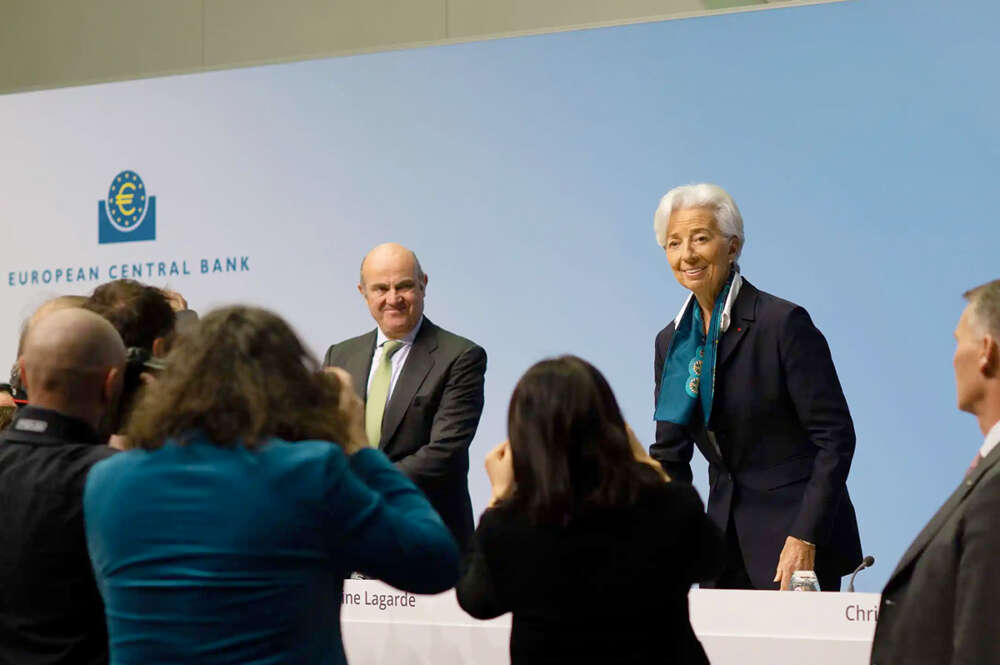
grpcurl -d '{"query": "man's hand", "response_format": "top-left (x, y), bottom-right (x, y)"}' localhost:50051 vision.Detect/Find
top-left (485, 440), bottom-right (515, 507)
top-left (773, 536), bottom-right (817, 590)
top-left (323, 367), bottom-right (369, 455)
top-left (626, 423), bottom-right (670, 481)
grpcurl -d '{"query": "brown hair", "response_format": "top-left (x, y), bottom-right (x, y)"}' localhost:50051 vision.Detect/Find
top-left (0, 406), bottom-right (14, 431)
top-left (126, 306), bottom-right (351, 450)
top-left (84, 279), bottom-right (175, 351)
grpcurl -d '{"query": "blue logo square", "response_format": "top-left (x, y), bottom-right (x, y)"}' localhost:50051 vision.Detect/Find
top-left (98, 170), bottom-right (156, 244)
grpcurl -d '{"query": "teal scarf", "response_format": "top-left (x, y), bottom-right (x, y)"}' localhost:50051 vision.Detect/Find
top-left (655, 273), bottom-right (734, 426)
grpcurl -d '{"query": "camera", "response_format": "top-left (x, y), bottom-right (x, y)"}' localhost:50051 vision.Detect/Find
top-left (116, 347), bottom-right (167, 431)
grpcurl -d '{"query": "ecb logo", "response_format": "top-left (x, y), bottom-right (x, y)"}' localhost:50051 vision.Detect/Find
top-left (98, 170), bottom-right (156, 244)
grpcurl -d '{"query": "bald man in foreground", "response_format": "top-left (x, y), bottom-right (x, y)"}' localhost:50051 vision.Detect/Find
top-left (0, 308), bottom-right (126, 665)
top-left (325, 243), bottom-right (486, 550)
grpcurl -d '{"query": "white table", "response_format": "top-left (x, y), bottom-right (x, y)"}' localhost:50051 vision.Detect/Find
top-left (341, 580), bottom-right (879, 664)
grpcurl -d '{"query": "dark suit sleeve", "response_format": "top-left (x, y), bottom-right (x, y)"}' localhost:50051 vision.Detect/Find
top-left (455, 509), bottom-right (509, 619)
top-left (649, 325), bottom-right (695, 484)
top-left (953, 471), bottom-right (1000, 665)
top-left (780, 307), bottom-right (856, 545)
top-left (395, 345), bottom-right (486, 483)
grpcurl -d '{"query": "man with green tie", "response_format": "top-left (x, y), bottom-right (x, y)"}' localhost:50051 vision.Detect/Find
top-left (324, 243), bottom-right (486, 550)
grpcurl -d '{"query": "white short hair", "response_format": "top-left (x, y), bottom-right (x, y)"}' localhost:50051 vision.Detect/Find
top-left (653, 184), bottom-right (745, 259)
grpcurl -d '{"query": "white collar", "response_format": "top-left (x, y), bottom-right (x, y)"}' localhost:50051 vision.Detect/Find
top-left (673, 271), bottom-right (743, 333)
top-left (982, 419), bottom-right (1000, 459)
top-left (376, 315), bottom-right (423, 348)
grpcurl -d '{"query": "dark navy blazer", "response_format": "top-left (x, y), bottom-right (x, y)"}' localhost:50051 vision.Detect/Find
top-left (651, 279), bottom-right (862, 589)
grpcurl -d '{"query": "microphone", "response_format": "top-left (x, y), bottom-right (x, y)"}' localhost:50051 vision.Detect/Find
top-left (847, 555), bottom-right (875, 592)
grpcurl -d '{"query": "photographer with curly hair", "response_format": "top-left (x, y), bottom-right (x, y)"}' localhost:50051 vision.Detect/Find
top-left (83, 306), bottom-right (459, 665)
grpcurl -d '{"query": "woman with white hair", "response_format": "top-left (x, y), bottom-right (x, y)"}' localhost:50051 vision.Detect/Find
top-left (649, 183), bottom-right (862, 592)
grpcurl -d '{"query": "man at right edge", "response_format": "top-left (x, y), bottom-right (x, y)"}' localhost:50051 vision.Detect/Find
top-left (870, 279), bottom-right (1000, 665)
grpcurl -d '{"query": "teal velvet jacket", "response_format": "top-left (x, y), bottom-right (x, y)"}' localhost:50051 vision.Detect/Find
top-left (84, 436), bottom-right (459, 665)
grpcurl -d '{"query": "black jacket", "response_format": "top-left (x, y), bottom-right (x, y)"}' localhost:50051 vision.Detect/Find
top-left (324, 318), bottom-right (486, 550)
top-left (457, 481), bottom-right (723, 665)
top-left (0, 406), bottom-right (117, 665)
top-left (651, 279), bottom-right (862, 589)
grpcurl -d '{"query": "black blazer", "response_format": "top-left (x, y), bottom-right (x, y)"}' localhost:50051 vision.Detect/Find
top-left (324, 318), bottom-right (486, 549)
top-left (650, 279), bottom-right (862, 589)
top-left (869, 444), bottom-right (1000, 665)
top-left (456, 481), bottom-right (723, 665)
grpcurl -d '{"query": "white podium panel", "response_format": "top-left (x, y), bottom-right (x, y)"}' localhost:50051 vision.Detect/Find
top-left (689, 589), bottom-right (878, 665)
top-left (340, 580), bottom-right (879, 665)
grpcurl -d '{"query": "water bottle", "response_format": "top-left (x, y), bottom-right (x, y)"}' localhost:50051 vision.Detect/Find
top-left (789, 570), bottom-right (821, 591)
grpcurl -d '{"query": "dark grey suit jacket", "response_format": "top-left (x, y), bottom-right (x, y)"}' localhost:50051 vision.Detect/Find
top-left (324, 318), bottom-right (486, 549)
top-left (869, 444), bottom-right (1000, 665)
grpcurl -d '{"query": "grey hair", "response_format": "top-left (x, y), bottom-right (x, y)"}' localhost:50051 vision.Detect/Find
top-left (359, 249), bottom-right (425, 287)
top-left (963, 279), bottom-right (1000, 340)
top-left (653, 184), bottom-right (745, 263)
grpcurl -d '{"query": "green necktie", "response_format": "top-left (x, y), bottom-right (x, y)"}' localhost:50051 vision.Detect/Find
top-left (366, 340), bottom-right (404, 446)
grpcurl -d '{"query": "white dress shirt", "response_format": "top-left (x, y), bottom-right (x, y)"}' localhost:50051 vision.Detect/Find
top-left (981, 419), bottom-right (1000, 459)
top-left (367, 316), bottom-right (424, 401)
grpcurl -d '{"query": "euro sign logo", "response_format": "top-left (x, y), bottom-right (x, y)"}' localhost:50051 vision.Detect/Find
top-left (99, 170), bottom-right (156, 244)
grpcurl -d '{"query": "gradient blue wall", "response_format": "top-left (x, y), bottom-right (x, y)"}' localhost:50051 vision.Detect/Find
top-left (2, 0), bottom-right (998, 591)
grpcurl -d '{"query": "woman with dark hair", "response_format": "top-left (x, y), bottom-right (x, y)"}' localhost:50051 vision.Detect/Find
top-left (456, 356), bottom-right (722, 665)
top-left (83, 306), bottom-right (459, 665)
